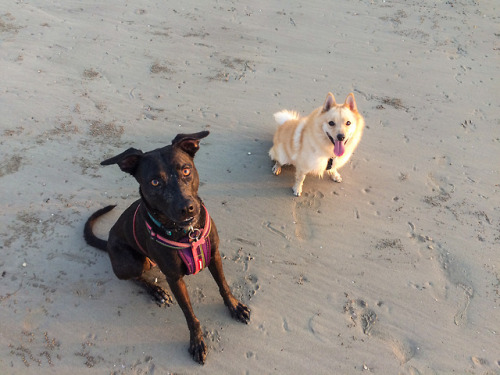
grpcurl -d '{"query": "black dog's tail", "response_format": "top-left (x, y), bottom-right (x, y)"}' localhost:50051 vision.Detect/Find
top-left (83, 205), bottom-right (116, 251)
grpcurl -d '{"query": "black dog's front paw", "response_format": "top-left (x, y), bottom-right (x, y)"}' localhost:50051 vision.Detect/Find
top-left (149, 284), bottom-right (173, 307)
top-left (229, 301), bottom-right (251, 324)
top-left (134, 276), bottom-right (173, 307)
top-left (189, 335), bottom-right (207, 364)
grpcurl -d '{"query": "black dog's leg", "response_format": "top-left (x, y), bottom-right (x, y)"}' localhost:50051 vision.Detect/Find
top-left (134, 276), bottom-right (173, 307)
top-left (108, 242), bottom-right (172, 307)
top-left (209, 250), bottom-right (251, 324)
top-left (166, 276), bottom-right (207, 364)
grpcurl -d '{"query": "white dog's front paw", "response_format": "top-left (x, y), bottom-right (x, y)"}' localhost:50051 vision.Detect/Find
top-left (272, 162), bottom-right (282, 176)
top-left (292, 184), bottom-right (303, 196)
top-left (330, 170), bottom-right (342, 183)
top-left (293, 174), bottom-right (306, 196)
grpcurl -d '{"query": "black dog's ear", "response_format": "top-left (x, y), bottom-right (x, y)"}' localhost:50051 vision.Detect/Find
top-left (101, 148), bottom-right (144, 175)
top-left (171, 130), bottom-right (210, 157)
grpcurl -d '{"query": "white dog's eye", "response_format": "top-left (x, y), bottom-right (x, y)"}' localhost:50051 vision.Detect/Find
top-left (346, 121), bottom-right (351, 126)
top-left (328, 121), bottom-right (335, 126)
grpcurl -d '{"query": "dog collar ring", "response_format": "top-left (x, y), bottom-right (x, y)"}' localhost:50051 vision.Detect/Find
top-left (189, 227), bottom-right (201, 241)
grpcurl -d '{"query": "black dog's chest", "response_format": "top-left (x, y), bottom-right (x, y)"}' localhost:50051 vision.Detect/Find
top-left (133, 204), bottom-right (212, 276)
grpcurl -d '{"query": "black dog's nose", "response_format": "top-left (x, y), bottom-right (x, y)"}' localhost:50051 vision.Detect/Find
top-left (337, 134), bottom-right (345, 142)
top-left (180, 201), bottom-right (195, 216)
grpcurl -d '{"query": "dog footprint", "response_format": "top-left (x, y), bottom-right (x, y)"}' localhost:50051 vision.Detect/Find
top-left (344, 297), bottom-right (418, 365)
top-left (460, 119), bottom-right (476, 133)
top-left (424, 173), bottom-right (455, 206)
top-left (232, 274), bottom-right (260, 302)
top-left (343, 298), bottom-right (377, 335)
top-left (193, 287), bottom-right (205, 303)
top-left (204, 328), bottom-right (223, 353)
top-left (245, 274), bottom-right (260, 300)
top-left (232, 247), bottom-right (254, 272)
top-left (244, 351), bottom-right (258, 374)
top-left (300, 190), bottom-right (324, 210)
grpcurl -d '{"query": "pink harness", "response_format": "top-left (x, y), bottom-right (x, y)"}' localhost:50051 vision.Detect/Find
top-left (133, 204), bottom-right (212, 275)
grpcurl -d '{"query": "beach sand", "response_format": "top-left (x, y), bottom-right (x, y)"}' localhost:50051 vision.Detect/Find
top-left (1, 1), bottom-right (499, 374)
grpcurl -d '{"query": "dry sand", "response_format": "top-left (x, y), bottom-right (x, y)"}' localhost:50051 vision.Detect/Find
top-left (1, 1), bottom-right (499, 374)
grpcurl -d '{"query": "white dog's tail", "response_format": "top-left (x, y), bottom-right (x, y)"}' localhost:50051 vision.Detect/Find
top-left (273, 110), bottom-right (300, 125)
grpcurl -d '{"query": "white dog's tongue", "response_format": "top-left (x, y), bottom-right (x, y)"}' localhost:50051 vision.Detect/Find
top-left (334, 141), bottom-right (345, 157)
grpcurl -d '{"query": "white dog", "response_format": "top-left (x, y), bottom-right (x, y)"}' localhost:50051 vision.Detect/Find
top-left (269, 93), bottom-right (365, 196)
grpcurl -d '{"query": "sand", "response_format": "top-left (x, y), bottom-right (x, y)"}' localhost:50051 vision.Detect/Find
top-left (1, 1), bottom-right (499, 374)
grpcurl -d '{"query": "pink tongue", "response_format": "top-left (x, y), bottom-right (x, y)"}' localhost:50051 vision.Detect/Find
top-left (334, 140), bottom-right (345, 157)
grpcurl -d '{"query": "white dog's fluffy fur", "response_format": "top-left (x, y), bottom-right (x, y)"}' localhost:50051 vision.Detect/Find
top-left (269, 93), bottom-right (364, 196)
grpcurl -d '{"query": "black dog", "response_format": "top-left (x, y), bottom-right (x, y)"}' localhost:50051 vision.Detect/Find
top-left (84, 131), bottom-right (250, 364)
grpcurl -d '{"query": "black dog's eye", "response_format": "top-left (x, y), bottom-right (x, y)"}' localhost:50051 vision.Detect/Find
top-left (182, 167), bottom-right (191, 177)
top-left (346, 121), bottom-right (351, 126)
top-left (151, 179), bottom-right (160, 187)
top-left (328, 121), bottom-right (335, 127)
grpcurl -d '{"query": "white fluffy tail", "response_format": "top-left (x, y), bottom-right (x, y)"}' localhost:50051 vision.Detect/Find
top-left (273, 110), bottom-right (300, 125)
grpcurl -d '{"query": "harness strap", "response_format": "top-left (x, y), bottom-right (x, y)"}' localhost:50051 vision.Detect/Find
top-left (177, 236), bottom-right (211, 275)
top-left (141, 205), bottom-right (212, 275)
top-left (146, 207), bottom-right (211, 275)
top-left (145, 208), bottom-right (211, 248)
top-left (326, 157), bottom-right (334, 170)
top-left (133, 204), bottom-right (157, 268)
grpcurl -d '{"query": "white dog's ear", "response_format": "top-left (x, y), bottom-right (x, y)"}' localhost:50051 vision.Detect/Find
top-left (322, 92), bottom-right (337, 112)
top-left (345, 93), bottom-right (357, 112)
